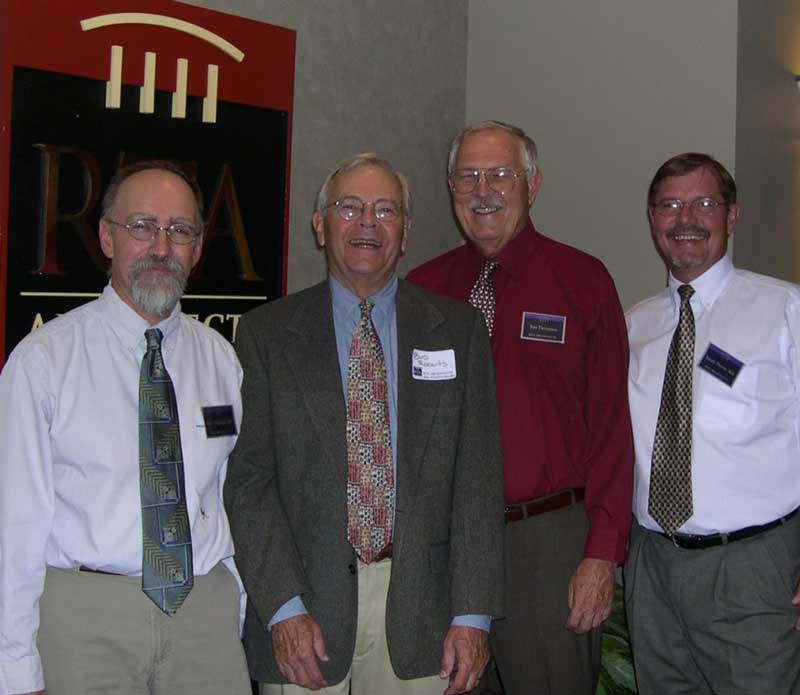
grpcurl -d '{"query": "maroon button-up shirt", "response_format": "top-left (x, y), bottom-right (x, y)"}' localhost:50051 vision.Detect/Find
top-left (407, 220), bottom-right (633, 562)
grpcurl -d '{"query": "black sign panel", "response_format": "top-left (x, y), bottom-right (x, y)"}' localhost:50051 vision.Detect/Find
top-left (7, 66), bottom-right (287, 353)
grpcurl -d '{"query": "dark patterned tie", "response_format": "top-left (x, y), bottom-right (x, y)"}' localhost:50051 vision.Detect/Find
top-left (139, 328), bottom-right (193, 614)
top-left (469, 260), bottom-right (499, 336)
top-left (346, 300), bottom-right (394, 564)
top-left (649, 284), bottom-right (695, 535)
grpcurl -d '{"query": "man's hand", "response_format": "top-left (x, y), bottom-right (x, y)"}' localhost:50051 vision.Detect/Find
top-left (439, 625), bottom-right (490, 694)
top-left (271, 614), bottom-right (330, 690)
top-left (565, 558), bottom-right (616, 633)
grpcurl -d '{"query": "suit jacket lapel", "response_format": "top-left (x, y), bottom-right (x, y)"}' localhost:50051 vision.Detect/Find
top-left (284, 281), bottom-right (347, 469)
top-left (395, 281), bottom-right (446, 523)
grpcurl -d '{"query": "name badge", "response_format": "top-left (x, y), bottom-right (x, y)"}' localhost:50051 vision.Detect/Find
top-left (202, 405), bottom-right (237, 437)
top-left (520, 312), bottom-right (566, 343)
top-left (699, 343), bottom-right (744, 387)
top-left (412, 349), bottom-right (456, 381)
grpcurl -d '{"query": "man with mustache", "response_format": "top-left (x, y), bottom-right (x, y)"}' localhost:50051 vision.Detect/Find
top-left (407, 121), bottom-right (633, 694)
top-left (625, 152), bottom-right (800, 693)
top-left (0, 162), bottom-right (250, 695)
top-left (225, 153), bottom-right (504, 695)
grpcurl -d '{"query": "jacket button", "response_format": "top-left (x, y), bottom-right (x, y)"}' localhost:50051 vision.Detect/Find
top-left (348, 564), bottom-right (356, 575)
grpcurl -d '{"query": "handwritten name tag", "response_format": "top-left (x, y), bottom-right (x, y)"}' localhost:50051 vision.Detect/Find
top-left (412, 349), bottom-right (456, 381)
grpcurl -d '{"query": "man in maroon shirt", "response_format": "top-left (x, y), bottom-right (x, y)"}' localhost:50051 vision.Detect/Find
top-left (407, 121), bottom-right (633, 695)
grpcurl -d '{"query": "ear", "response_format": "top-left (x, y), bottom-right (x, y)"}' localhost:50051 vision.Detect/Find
top-left (725, 203), bottom-right (740, 237)
top-left (99, 219), bottom-right (114, 260)
top-left (312, 211), bottom-right (326, 247)
top-left (527, 170), bottom-right (543, 206)
top-left (400, 217), bottom-right (411, 255)
top-left (646, 206), bottom-right (655, 230)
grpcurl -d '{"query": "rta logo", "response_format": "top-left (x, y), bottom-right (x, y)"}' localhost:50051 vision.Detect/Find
top-left (80, 12), bottom-right (246, 123)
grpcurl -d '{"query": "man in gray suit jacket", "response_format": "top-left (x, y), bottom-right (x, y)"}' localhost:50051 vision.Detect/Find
top-left (224, 154), bottom-right (504, 695)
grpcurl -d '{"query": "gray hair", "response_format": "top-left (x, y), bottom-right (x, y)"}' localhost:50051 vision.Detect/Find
top-left (101, 160), bottom-right (205, 227)
top-left (315, 153), bottom-right (412, 222)
top-left (447, 120), bottom-right (538, 176)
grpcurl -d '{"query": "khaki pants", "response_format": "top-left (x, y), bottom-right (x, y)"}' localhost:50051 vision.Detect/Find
top-left (39, 562), bottom-right (252, 695)
top-left (262, 559), bottom-right (445, 695)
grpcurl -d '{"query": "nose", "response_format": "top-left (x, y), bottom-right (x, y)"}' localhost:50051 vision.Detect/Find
top-left (149, 226), bottom-right (172, 256)
top-left (676, 202), bottom-right (696, 225)
top-left (474, 171), bottom-right (491, 196)
top-left (360, 202), bottom-right (377, 227)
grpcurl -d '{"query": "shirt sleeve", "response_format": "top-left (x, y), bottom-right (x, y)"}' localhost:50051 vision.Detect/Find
top-left (451, 614), bottom-right (492, 632)
top-left (0, 346), bottom-right (53, 694)
top-left (582, 271), bottom-right (635, 563)
top-left (268, 595), bottom-right (309, 630)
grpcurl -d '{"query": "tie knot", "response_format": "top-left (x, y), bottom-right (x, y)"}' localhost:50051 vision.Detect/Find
top-left (677, 284), bottom-right (694, 303)
top-left (359, 299), bottom-right (374, 319)
top-left (479, 260), bottom-right (499, 280)
top-left (144, 328), bottom-right (163, 351)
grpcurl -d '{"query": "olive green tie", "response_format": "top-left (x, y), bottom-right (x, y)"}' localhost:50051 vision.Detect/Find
top-left (649, 284), bottom-right (695, 535)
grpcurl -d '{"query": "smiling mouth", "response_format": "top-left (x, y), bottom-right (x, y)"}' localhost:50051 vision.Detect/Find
top-left (349, 238), bottom-right (382, 249)
top-left (668, 225), bottom-right (709, 242)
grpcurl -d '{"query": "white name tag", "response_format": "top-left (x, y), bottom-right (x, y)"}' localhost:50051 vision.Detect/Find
top-left (412, 348), bottom-right (456, 381)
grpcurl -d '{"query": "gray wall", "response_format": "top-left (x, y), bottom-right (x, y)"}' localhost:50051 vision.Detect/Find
top-left (184, 0), bottom-right (468, 293)
top-left (465, 0), bottom-right (738, 309)
top-left (735, 0), bottom-right (800, 282)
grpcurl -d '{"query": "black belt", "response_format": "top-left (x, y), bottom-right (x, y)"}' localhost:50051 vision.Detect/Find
top-left (505, 488), bottom-right (585, 524)
top-left (659, 507), bottom-right (799, 549)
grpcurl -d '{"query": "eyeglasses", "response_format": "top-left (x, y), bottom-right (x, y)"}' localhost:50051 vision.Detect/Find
top-left (451, 167), bottom-right (522, 195)
top-left (104, 218), bottom-right (201, 245)
top-left (650, 197), bottom-right (725, 217)
top-left (324, 197), bottom-right (402, 222)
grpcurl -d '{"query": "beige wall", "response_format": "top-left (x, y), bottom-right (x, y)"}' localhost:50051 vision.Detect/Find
top-left (184, 0), bottom-right (468, 293)
top-left (465, 0), bottom-right (738, 308)
top-left (734, 0), bottom-right (800, 282)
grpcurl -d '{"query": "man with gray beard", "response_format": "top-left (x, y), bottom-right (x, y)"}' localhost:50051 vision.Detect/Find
top-left (0, 162), bottom-right (251, 695)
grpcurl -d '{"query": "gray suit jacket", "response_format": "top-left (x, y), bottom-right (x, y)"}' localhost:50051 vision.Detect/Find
top-left (224, 279), bottom-right (504, 683)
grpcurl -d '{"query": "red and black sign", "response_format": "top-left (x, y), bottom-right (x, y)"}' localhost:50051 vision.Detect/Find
top-left (0, 0), bottom-right (296, 361)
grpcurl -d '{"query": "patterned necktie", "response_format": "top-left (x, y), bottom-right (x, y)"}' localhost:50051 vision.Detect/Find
top-left (139, 328), bottom-right (193, 614)
top-left (346, 300), bottom-right (394, 564)
top-left (469, 260), bottom-right (499, 336)
top-left (649, 284), bottom-right (695, 535)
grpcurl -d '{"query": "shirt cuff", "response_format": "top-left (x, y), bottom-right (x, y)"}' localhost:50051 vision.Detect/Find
top-left (0, 654), bottom-right (45, 695)
top-left (267, 595), bottom-right (308, 631)
top-left (451, 614), bottom-right (492, 632)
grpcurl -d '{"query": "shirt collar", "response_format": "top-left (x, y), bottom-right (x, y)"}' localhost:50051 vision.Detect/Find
top-left (99, 283), bottom-right (182, 351)
top-left (329, 274), bottom-right (398, 323)
top-left (667, 254), bottom-right (734, 312)
top-left (465, 217), bottom-right (539, 276)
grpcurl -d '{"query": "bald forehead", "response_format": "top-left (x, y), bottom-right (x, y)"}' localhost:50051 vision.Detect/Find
top-left (113, 169), bottom-right (200, 223)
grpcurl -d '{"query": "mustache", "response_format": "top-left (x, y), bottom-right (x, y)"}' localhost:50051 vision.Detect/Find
top-left (468, 195), bottom-right (504, 211)
top-left (129, 255), bottom-right (184, 276)
top-left (667, 223), bottom-right (710, 239)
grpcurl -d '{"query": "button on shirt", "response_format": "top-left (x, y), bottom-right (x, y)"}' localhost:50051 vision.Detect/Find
top-left (627, 255), bottom-right (800, 535)
top-left (0, 284), bottom-right (244, 695)
top-left (408, 220), bottom-right (634, 562)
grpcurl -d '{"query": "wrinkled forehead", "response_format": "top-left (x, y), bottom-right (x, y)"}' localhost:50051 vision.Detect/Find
top-left (455, 129), bottom-right (526, 169)
top-left (328, 164), bottom-right (403, 202)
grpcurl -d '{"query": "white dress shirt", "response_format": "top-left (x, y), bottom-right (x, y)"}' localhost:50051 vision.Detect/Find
top-left (0, 284), bottom-right (243, 695)
top-left (627, 255), bottom-right (800, 535)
